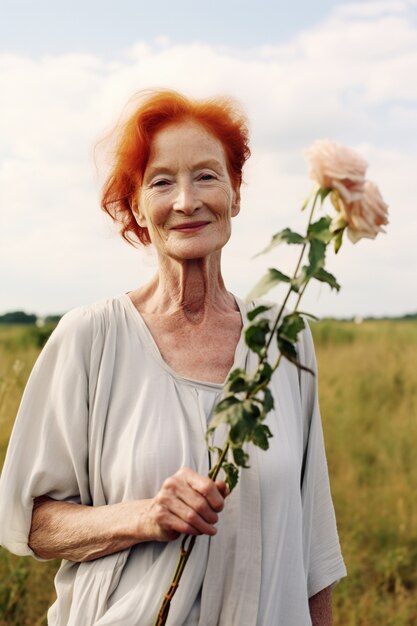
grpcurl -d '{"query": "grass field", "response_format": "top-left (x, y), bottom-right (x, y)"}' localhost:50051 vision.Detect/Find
top-left (0, 320), bottom-right (416, 625)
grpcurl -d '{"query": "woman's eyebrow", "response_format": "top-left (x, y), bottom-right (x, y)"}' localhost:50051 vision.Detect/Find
top-left (193, 158), bottom-right (225, 171)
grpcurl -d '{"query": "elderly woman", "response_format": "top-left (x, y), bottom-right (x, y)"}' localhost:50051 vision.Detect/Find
top-left (0, 90), bottom-right (346, 625)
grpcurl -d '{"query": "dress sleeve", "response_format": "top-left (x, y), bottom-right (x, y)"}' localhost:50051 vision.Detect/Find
top-left (298, 323), bottom-right (347, 597)
top-left (0, 307), bottom-right (96, 558)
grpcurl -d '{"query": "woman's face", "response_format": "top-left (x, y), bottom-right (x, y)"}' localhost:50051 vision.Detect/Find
top-left (134, 121), bottom-right (240, 262)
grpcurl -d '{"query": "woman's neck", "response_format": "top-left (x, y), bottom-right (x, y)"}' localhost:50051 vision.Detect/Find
top-left (134, 253), bottom-right (236, 323)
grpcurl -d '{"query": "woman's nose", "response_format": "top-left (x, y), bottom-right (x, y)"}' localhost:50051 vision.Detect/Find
top-left (172, 181), bottom-right (202, 214)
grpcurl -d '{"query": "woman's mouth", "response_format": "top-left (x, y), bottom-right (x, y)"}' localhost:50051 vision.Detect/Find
top-left (171, 221), bottom-right (210, 233)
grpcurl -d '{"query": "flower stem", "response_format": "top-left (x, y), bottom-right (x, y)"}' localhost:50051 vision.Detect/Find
top-left (208, 442), bottom-right (230, 481)
top-left (153, 535), bottom-right (197, 626)
top-left (265, 189), bottom-right (320, 352)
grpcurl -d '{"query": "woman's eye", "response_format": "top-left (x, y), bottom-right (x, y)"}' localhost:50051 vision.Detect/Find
top-left (199, 173), bottom-right (216, 181)
top-left (152, 179), bottom-right (170, 188)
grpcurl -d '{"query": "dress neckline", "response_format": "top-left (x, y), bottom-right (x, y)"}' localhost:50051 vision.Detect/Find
top-left (118, 292), bottom-right (250, 391)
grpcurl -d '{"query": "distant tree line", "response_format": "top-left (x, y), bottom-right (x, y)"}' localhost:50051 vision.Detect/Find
top-left (0, 311), bottom-right (62, 325)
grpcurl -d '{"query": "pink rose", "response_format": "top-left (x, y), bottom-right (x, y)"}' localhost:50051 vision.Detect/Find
top-left (340, 180), bottom-right (389, 243)
top-left (305, 140), bottom-right (368, 203)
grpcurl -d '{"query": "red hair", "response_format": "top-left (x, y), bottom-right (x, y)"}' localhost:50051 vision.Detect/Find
top-left (100, 89), bottom-right (251, 246)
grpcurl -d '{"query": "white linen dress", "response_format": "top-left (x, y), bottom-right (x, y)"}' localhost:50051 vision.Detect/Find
top-left (0, 294), bottom-right (346, 625)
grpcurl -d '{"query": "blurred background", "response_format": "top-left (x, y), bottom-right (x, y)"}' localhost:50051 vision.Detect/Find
top-left (1, 1), bottom-right (416, 624)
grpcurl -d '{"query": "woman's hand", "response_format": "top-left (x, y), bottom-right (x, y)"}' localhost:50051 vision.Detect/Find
top-left (145, 467), bottom-right (228, 542)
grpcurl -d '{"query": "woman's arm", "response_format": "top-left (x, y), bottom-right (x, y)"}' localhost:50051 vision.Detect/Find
top-left (309, 585), bottom-right (333, 626)
top-left (29, 468), bottom-right (227, 562)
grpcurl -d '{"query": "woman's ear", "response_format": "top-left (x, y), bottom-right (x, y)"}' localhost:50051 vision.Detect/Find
top-left (131, 197), bottom-right (148, 228)
top-left (231, 187), bottom-right (241, 217)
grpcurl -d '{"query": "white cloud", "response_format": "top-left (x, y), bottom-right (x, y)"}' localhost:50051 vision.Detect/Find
top-left (1, 0), bottom-right (416, 317)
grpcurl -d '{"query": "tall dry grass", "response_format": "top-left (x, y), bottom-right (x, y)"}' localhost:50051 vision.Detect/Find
top-left (0, 320), bottom-right (416, 624)
top-left (312, 319), bottom-right (417, 626)
top-left (0, 325), bottom-right (59, 625)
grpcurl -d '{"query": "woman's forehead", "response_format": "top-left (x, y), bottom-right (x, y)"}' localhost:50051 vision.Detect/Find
top-left (147, 121), bottom-right (228, 167)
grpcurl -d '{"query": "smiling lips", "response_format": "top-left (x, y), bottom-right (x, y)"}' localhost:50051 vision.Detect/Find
top-left (171, 221), bottom-right (211, 232)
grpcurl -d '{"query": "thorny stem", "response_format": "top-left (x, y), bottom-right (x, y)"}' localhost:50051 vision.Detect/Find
top-left (153, 536), bottom-right (197, 626)
top-left (154, 190), bottom-right (321, 625)
top-left (293, 280), bottom-right (309, 312)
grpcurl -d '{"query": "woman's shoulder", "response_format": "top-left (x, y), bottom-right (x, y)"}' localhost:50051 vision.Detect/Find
top-left (48, 295), bottom-right (128, 346)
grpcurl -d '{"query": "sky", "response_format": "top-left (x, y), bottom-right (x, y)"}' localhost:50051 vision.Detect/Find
top-left (1, 0), bottom-right (416, 318)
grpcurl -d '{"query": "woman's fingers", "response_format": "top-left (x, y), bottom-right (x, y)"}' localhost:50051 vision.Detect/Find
top-left (149, 467), bottom-right (227, 541)
top-left (161, 497), bottom-right (218, 536)
top-left (215, 479), bottom-right (229, 499)
top-left (182, 468), bottom-right (225, 513)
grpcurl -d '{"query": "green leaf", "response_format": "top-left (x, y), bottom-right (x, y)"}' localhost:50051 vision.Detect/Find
top-left (257, 361), bottom-right (273, 385)
top-left (297, 311), bottom-right (319, 322)
top-left (278, 341), bottom-right (314, 376)
top-left (313, 268), bottom-right (341, 292)
top-left (277, 336), bottom-right (298, 362)
top-left (232, 447), bottom-right (250, 468)
top-left (222, 462), bottom-right (239, 491)
top-left (228, 400), bottom-right (262, 445)
top-left (229, 420), bottom-right (250, 445)
top-left (279, 312), bottom-right (306, 343)
top-left (245, 319), bottom-right (270, 355)
top-left (263, 388), bottom-right (274, 413)
top-left (242, 400), bottom-right (261, 423)
top-left (224, 368), bottom-right (248, 394)
top-left (247, 268), bottom-right (291, 300)
top-left (277, 313), bottom-right (306, 363)
top-left (247, 305), bottom-right (272, 321)
top-left (227, 375), bottom-right (248, 394)
top-left (228, 367), bottom-right (245, 381)
top-left (214, 395), bottom-right (239, 413)
top-left (255, 228), bottom-right (306, 257)
top-left (306, 239), bottom-right (326, 277)
top-left (308, 216), bottom-right (332, 243)
top-left (251, 424), bottom-right (273, 450)
top-left (210, 399), bottom-right (245, 432)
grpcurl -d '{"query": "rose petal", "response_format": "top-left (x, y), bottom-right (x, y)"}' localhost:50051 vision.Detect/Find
top-left (305, 140), bottom-right (368, 202)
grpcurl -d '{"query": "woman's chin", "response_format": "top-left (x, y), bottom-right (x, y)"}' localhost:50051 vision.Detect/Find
top-left (170, 248), bottom-right (222, 262)
top-left (157, 238), bottom-right (228, 262)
